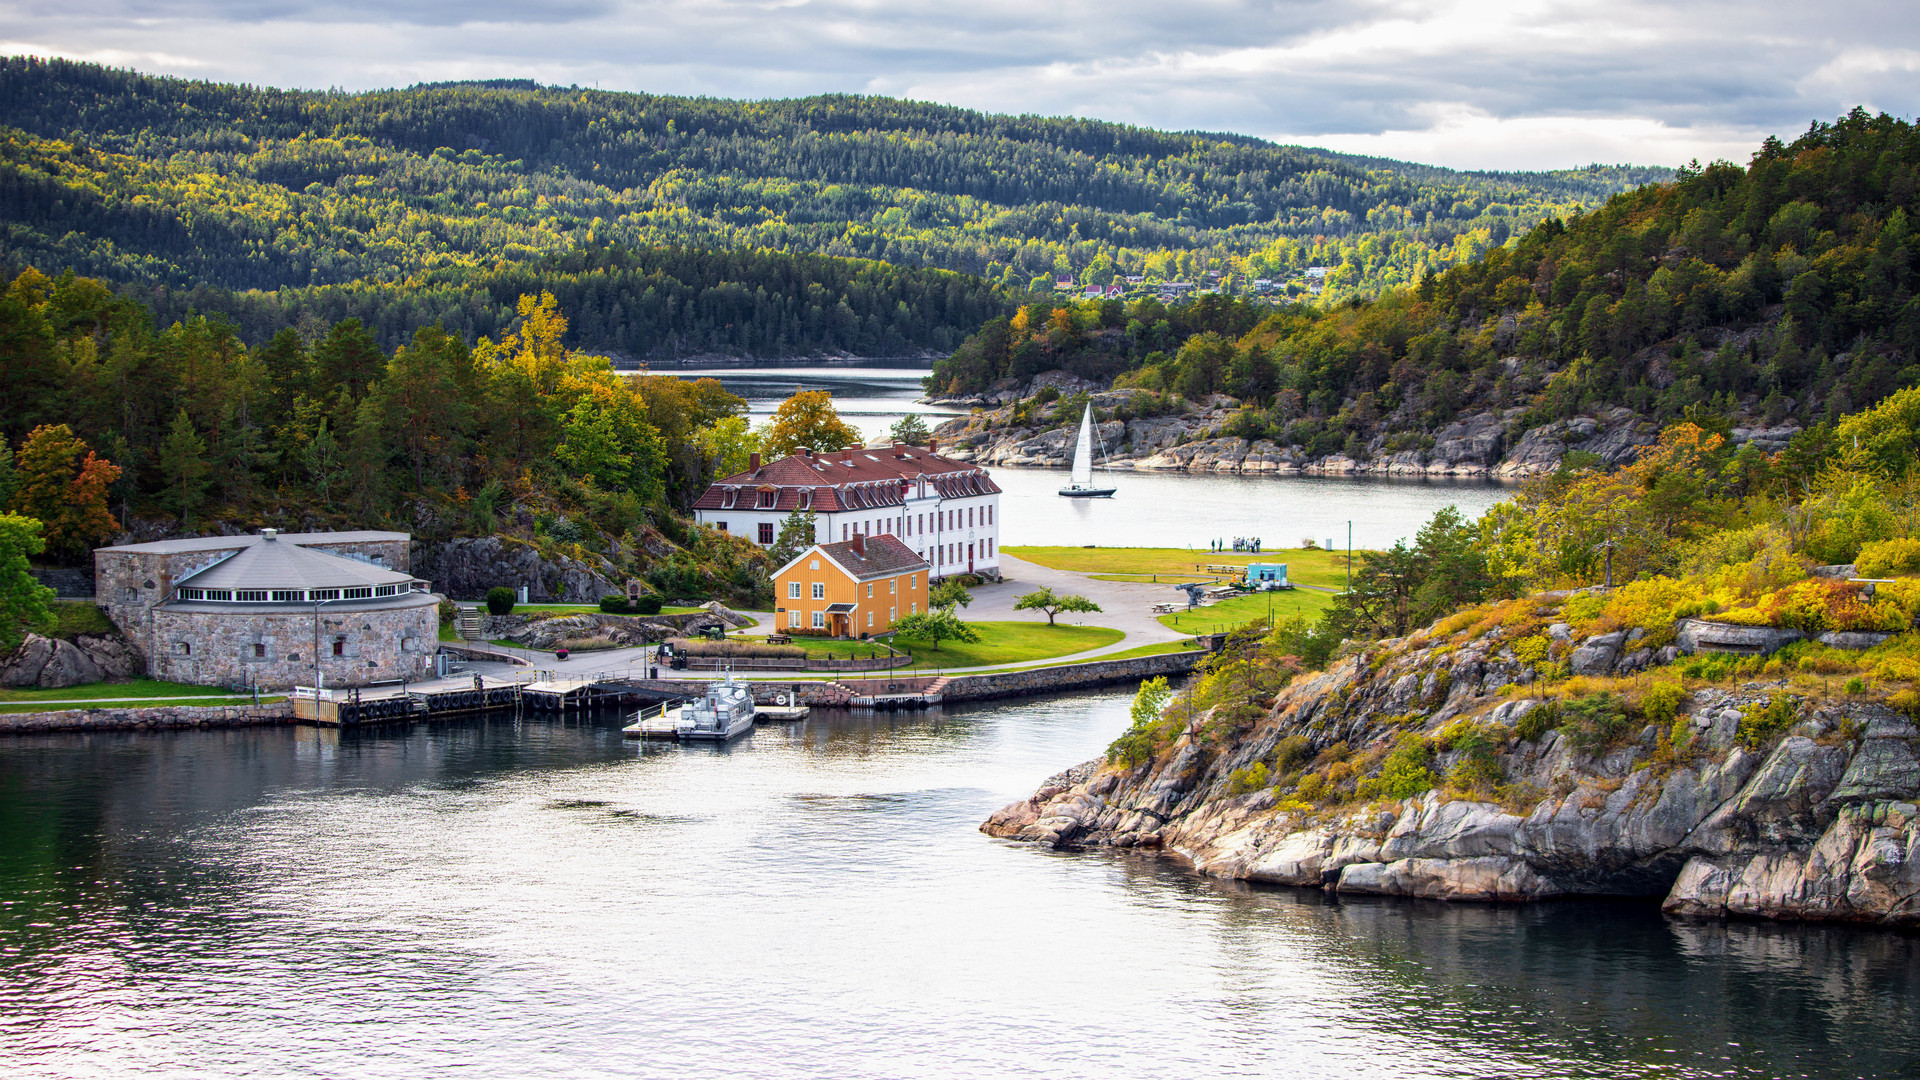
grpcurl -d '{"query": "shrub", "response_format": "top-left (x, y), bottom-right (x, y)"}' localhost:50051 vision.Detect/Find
top-left (1560, 694), bottom-right (1633, 752)
top-left (1513, 635), bottom-right (1550, 664)
top-left (1296, 772), bottom-right (1327, 800)
top-left (668, 637), bottom-right (805, 659)
top-left (634, 594), bottom-right (663, 615)
top-left (1366, 733), bottom-right (1435, 800)
top-left (1271, 734), bottom-right (1312, 773)
top-left (1857, 537), bottom-right (1920, 578)
top-left (485, 586), bottom-right (516, 616)
top-left (1515, 700), bottom-right (1561, 743)
top-left (558, 635), bottom-right (618, 652)
top-left (1109, 676), bottom-right (1179, 767)
top-left (1637, 681), bottom-right (1688, 726)
top-left (1227, 762), bottom-right (1271, 795)
top-left (600, 595), bottom-right (632, 614)
top-left (1738, 696), bottom-right (1802, 749)
top-left (437, 599), bottom-right (457, 625)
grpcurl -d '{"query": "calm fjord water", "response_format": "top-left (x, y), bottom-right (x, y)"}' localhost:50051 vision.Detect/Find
top-left (1, 695), bottom-right (1916, 1079)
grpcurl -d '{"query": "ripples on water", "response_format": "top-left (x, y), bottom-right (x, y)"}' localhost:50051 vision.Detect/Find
top-left (1, 693), bottom-right (1916, 1079)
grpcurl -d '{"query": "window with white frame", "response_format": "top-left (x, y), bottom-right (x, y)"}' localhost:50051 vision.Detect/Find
top-left (788, 610), bottom-right (801, 627)
top-left (788, 581), bottom-right (801, 599)
top-left (812, 611), bottom-right (825, 628)
top-left (812, 582), bottom-right (825, 600)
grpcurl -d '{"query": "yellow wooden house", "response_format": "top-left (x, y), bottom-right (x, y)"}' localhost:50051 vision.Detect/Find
top-left (773, 534), bottom-right (931, 638)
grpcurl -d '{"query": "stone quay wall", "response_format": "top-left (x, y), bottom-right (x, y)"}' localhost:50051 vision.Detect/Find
top-left (941, 651), bottom-right (1202, 701)
top-left (614, 650), bottom-right (1202, 707)
top-left (0, 701), bottom-right (295, 735)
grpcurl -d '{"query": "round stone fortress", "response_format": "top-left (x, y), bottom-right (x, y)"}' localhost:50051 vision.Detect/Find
top-left (96, 529), bottom-right (441, 689)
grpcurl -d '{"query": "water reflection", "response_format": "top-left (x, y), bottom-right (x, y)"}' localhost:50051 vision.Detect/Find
top-left (0, 695), bottom-right (1914, 1079)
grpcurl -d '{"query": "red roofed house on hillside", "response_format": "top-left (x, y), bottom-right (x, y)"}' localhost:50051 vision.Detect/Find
top-left (692, 442), bottom-right (1002, 581)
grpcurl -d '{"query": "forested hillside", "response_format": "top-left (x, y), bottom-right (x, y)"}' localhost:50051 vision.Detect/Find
top-left (935, 110), bottom-right (1920, 449)
top-left (0, 269), bottom-right (781, 601)
top-left (0, 57), bottom-right (1662, 358)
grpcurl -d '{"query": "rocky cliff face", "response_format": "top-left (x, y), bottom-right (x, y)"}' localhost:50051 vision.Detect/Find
top-left (413, 536), bottom-right (622, 603)
top-left (932, 379), bottom-right (1803, 479)
top-left (983, 624), bottom-right (1920, 927)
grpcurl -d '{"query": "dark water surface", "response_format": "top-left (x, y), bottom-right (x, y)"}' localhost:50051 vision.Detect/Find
top-left (1, 692), bottom-right (1916, 1079)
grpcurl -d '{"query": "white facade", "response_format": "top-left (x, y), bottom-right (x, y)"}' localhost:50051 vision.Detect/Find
top-left (699, 485), bottom-right (1000, 580)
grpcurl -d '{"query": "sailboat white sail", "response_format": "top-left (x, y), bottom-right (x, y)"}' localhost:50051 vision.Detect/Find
top-left (1058, 402), bottom-right (1117, 498)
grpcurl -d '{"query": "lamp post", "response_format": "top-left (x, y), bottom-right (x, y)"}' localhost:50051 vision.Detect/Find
top-left (310, 594), bottom-right (347, 692)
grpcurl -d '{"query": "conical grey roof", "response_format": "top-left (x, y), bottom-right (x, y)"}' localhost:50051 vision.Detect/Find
top-left (177, 537), bottom-right (416, 591)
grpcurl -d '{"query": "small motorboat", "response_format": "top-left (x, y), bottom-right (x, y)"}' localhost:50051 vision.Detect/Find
top-left (674, 671), bottom-right (756, 741)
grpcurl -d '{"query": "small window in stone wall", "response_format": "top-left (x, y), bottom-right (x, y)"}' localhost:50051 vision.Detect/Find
top-left (402, 636), bottom-right (420, 652)
top-left (174, 641), bottom-right (191, 656)
top-left (124, 587), bottom-right (138, 603)
top-left (332, 639), bottom-right (345, 656)
top-left (251, 644), bottom-right (267, 660)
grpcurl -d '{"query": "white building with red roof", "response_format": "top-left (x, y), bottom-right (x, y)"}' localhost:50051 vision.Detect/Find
top-left (693, 441), bottom-right (1003, 580)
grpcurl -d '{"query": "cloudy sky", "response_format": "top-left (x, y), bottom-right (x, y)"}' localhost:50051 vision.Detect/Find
top-left (5, 0), bottom-right (1918, 170)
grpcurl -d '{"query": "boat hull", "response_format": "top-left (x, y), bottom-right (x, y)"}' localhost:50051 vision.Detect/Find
top-left (1058, 487), bottom-right (1116, 498)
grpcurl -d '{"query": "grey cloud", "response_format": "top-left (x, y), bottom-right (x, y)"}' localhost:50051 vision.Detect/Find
top-left (7, 0), bottom-right (1919, 168)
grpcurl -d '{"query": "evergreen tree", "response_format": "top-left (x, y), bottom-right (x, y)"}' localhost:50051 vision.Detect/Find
top-left (158, 408), bottom-right (211, 521)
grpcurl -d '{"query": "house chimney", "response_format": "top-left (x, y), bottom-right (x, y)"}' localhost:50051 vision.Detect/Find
top-left (851, 532), bottom-right (865, 555)
top-left (842, 446), bottom-right (855, 464)
top-left (927, 437), bottom-right (938, 455)
top-left (261, 528), bottom-right (278, 541)
top-left (749, 452), bottom-right (761, 472)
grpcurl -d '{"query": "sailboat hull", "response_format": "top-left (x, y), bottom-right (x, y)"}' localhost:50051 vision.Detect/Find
top-left (1058, 486), bottom-right (1116, 498)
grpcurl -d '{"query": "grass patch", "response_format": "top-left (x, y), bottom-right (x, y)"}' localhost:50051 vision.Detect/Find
top-left (889, 621), bottom-right (1124, 668)
top-left (0, 679), bottom-right (281, 704)
top-left (38, 600), bottom-right (115, 640)
top-left (1157, 588), bottom-right (1334, 633)
top-left (1007, 546), bottom-right (1360, 589)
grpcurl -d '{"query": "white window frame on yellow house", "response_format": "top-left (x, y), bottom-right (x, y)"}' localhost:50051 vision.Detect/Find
top-left (812, 582), bottom-right (825, 600)
top-left (788, 581), bottom-right (801, 599)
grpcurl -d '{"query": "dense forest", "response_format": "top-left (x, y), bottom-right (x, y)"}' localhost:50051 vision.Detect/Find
top-left (0, 268), bottom-right (783, 601)
top-left (935, 110), bottom-right (1920, 448)
top-left (0, 58), bottom-right (1663, 352)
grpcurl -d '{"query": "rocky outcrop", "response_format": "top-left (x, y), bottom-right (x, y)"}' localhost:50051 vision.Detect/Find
top-left (497, 608), bottom-right (751, 650)
top-left (935, 392), bottom-right (1658, 479)
top-left (983, 617), bottom-right (1920, 927)
top-left (0, 632), bottom-right (147, 688)
top-left (413, 536), bottom-right (621, 603)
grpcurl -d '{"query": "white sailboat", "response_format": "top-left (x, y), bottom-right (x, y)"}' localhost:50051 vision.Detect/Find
top-left (1058, 402), bottom-right (1117, 498)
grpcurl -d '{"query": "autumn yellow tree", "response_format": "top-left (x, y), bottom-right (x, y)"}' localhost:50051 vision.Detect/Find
top-left (760, 390), bottom-right (859, 457)
top-left (9, 425), bottom-right (121, 560)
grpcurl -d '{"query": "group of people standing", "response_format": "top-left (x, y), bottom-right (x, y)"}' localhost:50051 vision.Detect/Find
top-left (1211, 537), bottom-right (1262, 553)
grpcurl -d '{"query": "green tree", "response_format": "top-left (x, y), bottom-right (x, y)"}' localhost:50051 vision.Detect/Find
top-left (930, 577), bottom-right (973, 610)
top-left (0, 513), bottom-right (53, 651)
top-left (888, 413), bottom-right (933, 446)
top-left (0, 440), bottom-right (15, 510)
top-left (1013, 586), bottom-right (1103, 625)
top-left (312, 318), bottom-right (386, 400)
top-left (158, 408), bottom-right (212, 521)
top-left (762, 390), bottom-right (859, 457)
top-left (768, 508), bottom-right (819, 566)
top-left (555, 398), bottom-right (633, 491)
top-left (692, 415), bottom-right (762, 481)
top-left (891, 607), bottom-right (979, 651)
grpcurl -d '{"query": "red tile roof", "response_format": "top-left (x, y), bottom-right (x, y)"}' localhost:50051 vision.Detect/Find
top-left (693, 444), bottom-right (1001, 513)
top-left (810, 534), bottom-right (930, 581)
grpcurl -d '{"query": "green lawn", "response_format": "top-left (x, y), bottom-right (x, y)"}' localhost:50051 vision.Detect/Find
top-left (39, 600), bottom-right (115, 639)
top-left (1157, 587), bottom-right (1335, 634)
top-left (887, 621), bottom-right (1123, 669)
top-left (1006, 546), bottom-right (1362, 589)
top-left (0, 679), bottom-right (288, 712)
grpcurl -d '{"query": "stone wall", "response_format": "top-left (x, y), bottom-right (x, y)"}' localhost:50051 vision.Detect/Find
top-left (150, 598), bottom-right (439, 688)
top-left (942, 651), bottom-right (1202, 701)
top-left (0, 701), bottom-right (294, 735)
top-left (31, 568), bottom-right (93, 598)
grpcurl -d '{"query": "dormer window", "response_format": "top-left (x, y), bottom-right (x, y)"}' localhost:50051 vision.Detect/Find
top-left (721, 488), bottom-right (739, 509)
top-left (757, 489), bottom-right (777, 509)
